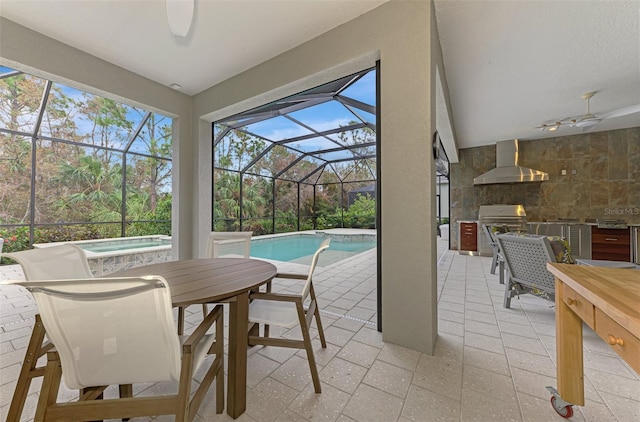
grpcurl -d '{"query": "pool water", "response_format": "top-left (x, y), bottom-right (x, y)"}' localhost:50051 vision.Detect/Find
top-left (250, 235), bottom-right (376, 265)
top-left (79, 238), bottom-right (172, 253)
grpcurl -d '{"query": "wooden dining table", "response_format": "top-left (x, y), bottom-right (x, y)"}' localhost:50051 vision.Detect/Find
top-left (113, 258), bottom-right (277, 419)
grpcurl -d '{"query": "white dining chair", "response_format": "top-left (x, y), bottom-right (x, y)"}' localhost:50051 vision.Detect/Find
top-left (207, 231), bottom-right (253, 259)
top-left (178, 231), bottom-right (253, 335)
top-left (3, 276), bottom-right (224, 421)
top-left (247, 238), bottom-right (330, 393)
top-left (3, 243), bottom-right (93, 280)
top-left (2, 244), bottom-right (95, 421)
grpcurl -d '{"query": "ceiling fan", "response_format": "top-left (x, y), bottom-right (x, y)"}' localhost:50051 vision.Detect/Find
top-left (536, 91), bottom-right (640, 132)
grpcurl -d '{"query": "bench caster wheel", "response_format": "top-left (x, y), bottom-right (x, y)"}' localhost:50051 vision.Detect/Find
top-left (546, 386), bottom-right (574, 419)
top-left (551, 395), bottom-right (573, 418)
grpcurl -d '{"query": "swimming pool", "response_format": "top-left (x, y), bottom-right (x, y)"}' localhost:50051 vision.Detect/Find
top-left (250, 233), bottom-right (376, 266)
top-left (32, 232), bottom-right (376, 273)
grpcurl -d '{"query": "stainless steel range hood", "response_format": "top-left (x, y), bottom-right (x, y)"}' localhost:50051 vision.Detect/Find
top-left (473, 139), bottom-right (549, 185)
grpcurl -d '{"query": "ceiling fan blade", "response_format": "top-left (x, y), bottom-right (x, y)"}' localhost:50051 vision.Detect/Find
top-left (599, 104), bottom-right (640, 120)
top-left (537, 93), bottom-right (639, 132)
top-left (573, 118), bottom-right (600, 128)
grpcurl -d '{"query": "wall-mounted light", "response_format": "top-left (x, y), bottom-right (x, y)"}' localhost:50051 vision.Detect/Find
top-left (166, 0), bottom-right (194, 37)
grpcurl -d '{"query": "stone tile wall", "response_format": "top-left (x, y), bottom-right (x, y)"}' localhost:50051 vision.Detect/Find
top-left (449, 127), bottom-right (640, 249)
top-left (87, 248), bottom-right (173, 276)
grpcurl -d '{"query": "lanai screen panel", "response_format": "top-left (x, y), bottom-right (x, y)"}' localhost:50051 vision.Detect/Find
top-left (340, 70), bottom-right (376, 104)
top-left (0, 66), bottom-right (174, 246)
top-left (214, 68), bottom-right (377, 184)
top-left (245, 144), bottom-right (299, 178)
top-left (212, 67), bottom-right (377, 232)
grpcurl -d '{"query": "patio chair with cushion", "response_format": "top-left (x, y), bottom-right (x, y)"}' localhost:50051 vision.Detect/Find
top-left (3, 276), bottom-right (224, 421)
top-left (248, 238), bottom-right (330, 393)
top-left (496, 233), bottom-right (574, 308)
top-left (2, 244), bottom-right (95, 421)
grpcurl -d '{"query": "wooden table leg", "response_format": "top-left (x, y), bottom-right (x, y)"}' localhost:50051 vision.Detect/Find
top-left (555, 280), bottom-right (585, 406)
top-left (227, 293), bottom-right (248, 419)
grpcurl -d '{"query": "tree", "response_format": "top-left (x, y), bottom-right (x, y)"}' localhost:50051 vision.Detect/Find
top-left (0, 74), bottom-right (44, 132)
top-left (214, 127), bottom-right (270, 230)
top-left (52, 154), bottom-right (122, 223)
top-left (0, 134), bottom-right (31, 223)
top-left (128, 114), bottom-right (172, 212)
top-left (0, 74), bottom-right (44, 224)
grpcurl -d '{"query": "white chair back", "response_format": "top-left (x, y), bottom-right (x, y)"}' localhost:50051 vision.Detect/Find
top-left (3, 244), bottom-right (93, 280)
top-left (207, 231), bottom-right (252, 258)
top-left (301, 238), bottom-right (331, 300)
top-left (5, 276), bottom-right (181, 390)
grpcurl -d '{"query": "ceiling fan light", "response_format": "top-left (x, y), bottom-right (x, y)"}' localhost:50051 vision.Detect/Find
top-left (166, 0), bottom-right (194, 37)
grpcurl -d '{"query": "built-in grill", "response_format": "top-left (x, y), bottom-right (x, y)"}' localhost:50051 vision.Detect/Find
top-left (478, 204), bottom-right (527, 256)
top-left (596, 218), bottom-right (628, 229)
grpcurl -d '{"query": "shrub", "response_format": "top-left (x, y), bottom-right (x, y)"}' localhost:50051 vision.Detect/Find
top-left (0, 226), bottom-right (30, 253)
top-left (35, 225), bottom-right (102, 244)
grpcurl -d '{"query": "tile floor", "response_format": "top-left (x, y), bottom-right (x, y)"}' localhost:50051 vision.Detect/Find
top-left (1, 238), bottom-right (638, 421)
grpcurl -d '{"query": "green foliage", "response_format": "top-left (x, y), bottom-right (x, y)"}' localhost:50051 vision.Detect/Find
top-left (0, 225), bottom-right (101, 264)
top-left (126, 220), bottom-right (171, 237)
top-left (243, 218), bottom-right (272, 236)
top-left (0, 226), bottom-right (30, 256)
top-left (348, 194), bottom-right (375, 216)
top-left (274, 210), bottom-right (297, 233)
top-left (299, 218), bottom-right (314, 231)
top-left (126, 194), bottom-right (172, 236)
top-left (214, 128), bottom-right (266, 172)
top-left (214, 219), bottom-right (239, 232)
top-left (314, 194), bottom-right (376, 229)
top-left (35, 225), bottom-right (102, 244)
